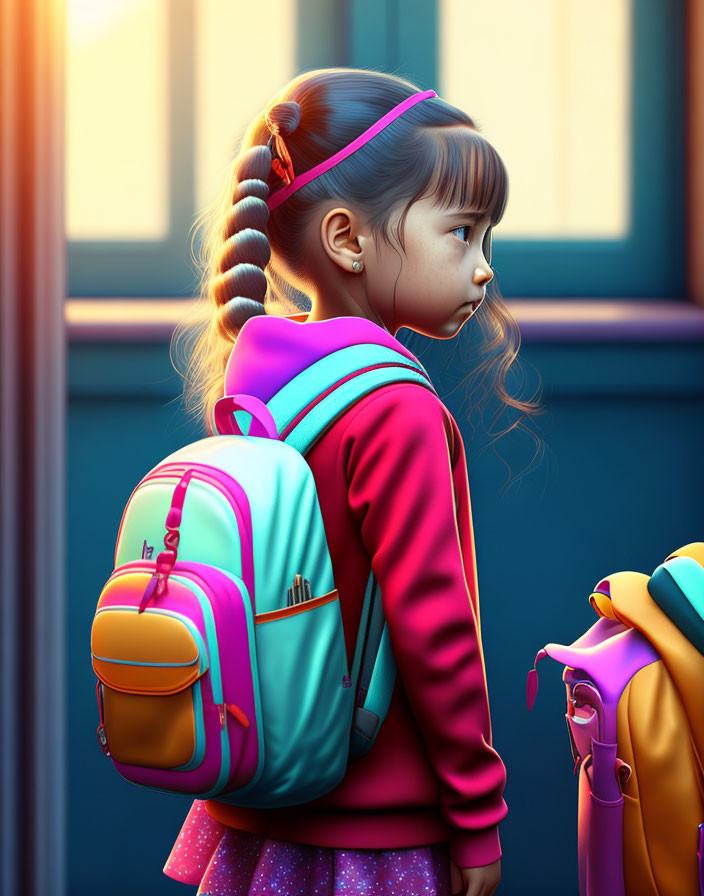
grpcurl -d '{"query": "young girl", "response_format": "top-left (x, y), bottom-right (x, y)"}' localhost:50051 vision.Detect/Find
top-left (164, 66), bottom-right (543, 896)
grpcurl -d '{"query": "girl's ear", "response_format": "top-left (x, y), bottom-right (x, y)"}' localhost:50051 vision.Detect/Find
top-left (319, 206), bottom-right (368, 273)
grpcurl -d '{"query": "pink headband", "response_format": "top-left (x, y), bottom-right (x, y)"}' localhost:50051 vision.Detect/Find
top-left (265, 89), bottom-right (438, 211)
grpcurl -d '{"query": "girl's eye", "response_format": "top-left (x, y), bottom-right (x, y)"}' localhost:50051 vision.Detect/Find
top-left (451, 224), bottom-right (493, 265)
top-left (451, 225), bottom-right (472, 243)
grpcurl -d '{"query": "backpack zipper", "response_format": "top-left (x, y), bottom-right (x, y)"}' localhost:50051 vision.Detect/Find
top-left (116, 462), bottom-right (256, 609)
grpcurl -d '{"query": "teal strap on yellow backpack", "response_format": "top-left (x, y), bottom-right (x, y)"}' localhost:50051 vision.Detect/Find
top-left (647, 543), bottom-right (704, 656)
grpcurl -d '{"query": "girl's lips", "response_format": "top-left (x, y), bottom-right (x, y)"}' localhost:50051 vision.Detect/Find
top-left (459, 294), bottom-right (484, 314)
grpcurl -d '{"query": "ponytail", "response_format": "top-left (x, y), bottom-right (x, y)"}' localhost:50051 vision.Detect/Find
top-left (170, 99), bottom-right (306, 435)
top-left (213, 101), bottom-right (302, 340)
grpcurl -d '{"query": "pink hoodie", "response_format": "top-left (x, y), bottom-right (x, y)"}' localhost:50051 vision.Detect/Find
top-left (204, 310), bottom-right (508, 869)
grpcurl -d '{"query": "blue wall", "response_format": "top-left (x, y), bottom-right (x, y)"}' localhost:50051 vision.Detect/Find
top-left (68, 331), bottom-right (704, 895)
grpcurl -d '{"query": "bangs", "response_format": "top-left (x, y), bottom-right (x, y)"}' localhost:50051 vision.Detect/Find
top-left (423, 127), bottom-right (508, 227)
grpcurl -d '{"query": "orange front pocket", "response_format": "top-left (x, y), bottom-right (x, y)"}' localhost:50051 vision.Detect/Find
top-left (102, 684), bottom-right (197, 768)
top-left (92, 608), bottom-right (204, 694)
top-left (91, 605), bottom-right (209, 771)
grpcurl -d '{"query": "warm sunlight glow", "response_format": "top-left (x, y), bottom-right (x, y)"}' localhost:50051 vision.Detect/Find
top-left (439, 0), bottom-right (630, 238)
top-left (66, 0), bottom-right (169, 239)
top-left (66, 0), bottom-right (148, 46)
top-left (195, 1), bottom-right (297, 211)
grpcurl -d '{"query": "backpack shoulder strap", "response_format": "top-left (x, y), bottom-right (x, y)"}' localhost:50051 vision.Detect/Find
top-left (348, 569), bottom-right (397, 760)
top-left (268, 341), bottom-right (437, 455)
top-left (271, 341), bottom-right (429, 759)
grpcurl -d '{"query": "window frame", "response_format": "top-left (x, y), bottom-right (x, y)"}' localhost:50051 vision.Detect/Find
top-left (67, 0), bottom-right (197, 297)
top-left (369, 0), bottom-right (686, 299)
top-left (67, 0), bottom-right (345, 297)
top-left (67, 0), bottom-right (704, 338)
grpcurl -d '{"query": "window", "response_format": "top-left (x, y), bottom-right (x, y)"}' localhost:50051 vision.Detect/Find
top-left (67, 0), bottom-right (685, 300)
top-left (66, 0), bottom-right (299, 296)
top-left (66, 0), bottom-right (169, 241)
top-left (440, 0), bottom-right (630, 240)
top-left (413, 0), bottom-right (685, 297)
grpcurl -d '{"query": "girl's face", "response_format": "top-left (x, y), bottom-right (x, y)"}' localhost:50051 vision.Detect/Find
top-left (363, 194), bottom-right (494, 338)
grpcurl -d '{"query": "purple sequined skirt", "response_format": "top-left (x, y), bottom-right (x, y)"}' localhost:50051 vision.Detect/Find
top-left (163, 799), bottom-right (454, 896)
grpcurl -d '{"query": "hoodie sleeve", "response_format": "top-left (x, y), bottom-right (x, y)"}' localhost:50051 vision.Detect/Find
top-left (340, 382), bottom-right (508, 869)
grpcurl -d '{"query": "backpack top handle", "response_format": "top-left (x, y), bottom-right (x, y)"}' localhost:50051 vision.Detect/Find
top-left (213, 393), bottom-right (280, 439)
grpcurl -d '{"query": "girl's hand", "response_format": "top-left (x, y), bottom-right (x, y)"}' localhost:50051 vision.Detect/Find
top-left (450, 856), bottom-right (501, 896)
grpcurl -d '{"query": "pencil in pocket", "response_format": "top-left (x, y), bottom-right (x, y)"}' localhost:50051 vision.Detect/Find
top-left (287, 574), bottom-right (312, 606)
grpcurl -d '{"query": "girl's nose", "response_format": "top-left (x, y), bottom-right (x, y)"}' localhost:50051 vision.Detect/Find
top-left (473, 265), bottom-right (494, 286)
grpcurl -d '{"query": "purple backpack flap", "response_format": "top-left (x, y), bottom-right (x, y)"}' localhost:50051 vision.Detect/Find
top-left (527, 614), bottom-right (660, 896)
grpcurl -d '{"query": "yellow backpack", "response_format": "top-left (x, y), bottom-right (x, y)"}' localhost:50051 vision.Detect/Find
top-left (527, 542), bottom-right (704, 896)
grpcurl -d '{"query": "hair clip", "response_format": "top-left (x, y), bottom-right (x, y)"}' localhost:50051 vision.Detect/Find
top-left (267, 132), bottom-right (295, 186)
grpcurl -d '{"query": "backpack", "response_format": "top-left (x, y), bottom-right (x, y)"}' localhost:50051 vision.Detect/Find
top-left (90, 341), bottom-right (438, 807)
top-left (526, 542), bottom-right (704, 896)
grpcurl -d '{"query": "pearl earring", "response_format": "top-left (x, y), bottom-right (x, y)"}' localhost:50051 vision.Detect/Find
top-left (352, 260), bottom-right (363, 273)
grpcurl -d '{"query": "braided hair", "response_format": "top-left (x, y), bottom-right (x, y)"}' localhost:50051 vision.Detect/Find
top-left (213, 101), bottom-right (301, 341)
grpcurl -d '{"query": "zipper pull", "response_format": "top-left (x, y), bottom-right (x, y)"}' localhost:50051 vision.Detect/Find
top-left (96, 724), bottom-right (110, 756)
top-left (526, 648), bottom-right (548, 711)
top-left (139, 572), bottom-right (161, 613)
top-left (226, 702), bottom-right (250, 728)
top-left (95, 680), bottom-right (110, 755)
top-left (218, 704), bottom-right (226, 728)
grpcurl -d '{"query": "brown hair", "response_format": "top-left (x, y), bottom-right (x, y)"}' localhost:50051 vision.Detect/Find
top-left (171, 66), bottom-right (546, 490)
